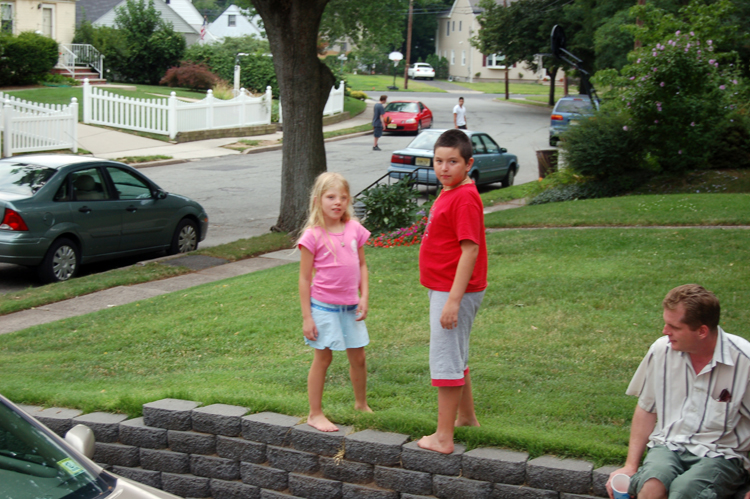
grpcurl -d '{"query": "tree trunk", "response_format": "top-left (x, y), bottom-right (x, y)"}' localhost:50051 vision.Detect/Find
top-left (252, 0), bottom-right (335, 234)
top-left (547, 66), bottom-right (558, 106)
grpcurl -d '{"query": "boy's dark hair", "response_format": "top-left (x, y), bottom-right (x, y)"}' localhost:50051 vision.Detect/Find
top-left (434, 129), bottom-right (472, 162)
top-left (380, 95), bottom-right (387, 102)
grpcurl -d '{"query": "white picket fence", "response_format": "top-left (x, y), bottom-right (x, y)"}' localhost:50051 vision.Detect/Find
top-left (83, 79), bottom-right (274, 140)
top-left (278, 81), bottom-right (345, 124)
top-left (1, 92), bottom-right (78, 158)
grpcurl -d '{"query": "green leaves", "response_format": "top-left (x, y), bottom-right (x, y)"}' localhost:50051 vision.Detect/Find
top-left (358, 179), bottom-right (420, 234)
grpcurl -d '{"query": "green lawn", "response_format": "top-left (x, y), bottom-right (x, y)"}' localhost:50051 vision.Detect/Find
top-left (2, 226), bottom-right (748, 465)
top-left (346, 74), bottom-right (445, 93)
top-left (451, 81), bottom-right (560, 95)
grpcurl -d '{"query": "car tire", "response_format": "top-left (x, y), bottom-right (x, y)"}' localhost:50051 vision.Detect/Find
top-left (38, 237), bottom-right (80, 283)
top-left (502, 167), bottom-right (515, 188)
top-left (417, 121), bottom-right (422, 134)
top-left (470, 171), bottom-right (480, 185)
top-left (550, 137), bottom-right (558, 147)
top-left (169, 218), bottom-right (199, 255)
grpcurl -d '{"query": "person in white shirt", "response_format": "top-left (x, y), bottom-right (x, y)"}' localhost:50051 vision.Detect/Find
top-left (606, 284), bottom-right (750, 499)
top-left (453, 97), bottom-right (467, 130)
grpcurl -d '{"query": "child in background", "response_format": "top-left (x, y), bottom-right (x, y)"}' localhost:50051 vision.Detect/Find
top-left (298, 172), bottom-right (372, 432)
top-left (418, 129), bottom-right (488, 454)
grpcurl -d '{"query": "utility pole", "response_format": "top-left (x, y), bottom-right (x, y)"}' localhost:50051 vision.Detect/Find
top-left (504, 0), bottom-right (509, 100)
top-left (404, 0), bottom-right (414, 89)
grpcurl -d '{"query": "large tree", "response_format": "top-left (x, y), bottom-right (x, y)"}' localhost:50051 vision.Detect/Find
top-left (242, 0), bottom-right (406, 233)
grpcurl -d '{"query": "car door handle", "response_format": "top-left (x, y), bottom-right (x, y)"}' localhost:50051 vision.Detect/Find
top-left (126, 205), bottom-right (137, 213)
top-left (78, 206), bottom-right (91, 213)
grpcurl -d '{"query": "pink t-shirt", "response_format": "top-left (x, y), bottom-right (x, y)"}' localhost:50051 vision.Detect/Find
top-left (298, 220), bottom-right (370, 305)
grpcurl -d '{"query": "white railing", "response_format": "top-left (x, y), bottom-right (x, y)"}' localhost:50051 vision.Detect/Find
top-left (68, 44), bottom-right (105, 79)
top-left (55, 45), bottom-right (77, 78)
top-left (278, 81), bottom-right (346, 124)
top-left (82, 79), bottom-right (273, 139)
top-left (1, 93), bottom-right (78, 157)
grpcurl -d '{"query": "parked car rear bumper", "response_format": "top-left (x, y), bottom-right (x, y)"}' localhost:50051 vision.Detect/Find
top-left (0, 233), bottom-right (46, 265)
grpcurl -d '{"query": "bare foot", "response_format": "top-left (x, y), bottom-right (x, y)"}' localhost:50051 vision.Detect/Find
top-left (307, 413), bottom-right (339, 432)
top-left (455, 416), bottom-right (480, 427)
top-left (355, 403), bottom-right (373, 413)
top-left (417, 433), bottom-right (455, 454)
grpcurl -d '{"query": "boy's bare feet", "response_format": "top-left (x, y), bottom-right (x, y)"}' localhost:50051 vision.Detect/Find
top-left (307, 413), bottom-right (339, 432)
top-left (355, 403), bottom-right (373, 413)
top-left (417, 433), bottom-right (455, 454)
top-left (455, 416), bottom-right (480, 427)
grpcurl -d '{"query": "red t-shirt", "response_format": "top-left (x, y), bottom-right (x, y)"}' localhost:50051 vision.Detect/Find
top-left (419, 182), bottom-right (488, 292)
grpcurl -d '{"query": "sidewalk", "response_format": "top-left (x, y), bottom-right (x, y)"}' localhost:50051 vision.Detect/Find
top-left (77, 101), bottom-right (376, 162)
top-left (0, 200), bottom-right (524, 336)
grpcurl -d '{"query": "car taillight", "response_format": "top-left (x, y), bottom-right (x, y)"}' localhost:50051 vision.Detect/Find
top-left (391, 154), bottom-right (412, 164)
top-left (0, 208), bottom-right (29, 231)
top-left (551, 114), bottom-right (564, 121)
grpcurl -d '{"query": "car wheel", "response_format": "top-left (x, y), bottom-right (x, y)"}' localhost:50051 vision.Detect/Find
top-left (38, 237), bottom-right (79, 283)
top-left (470, 171), bottom-right (479, 185)
top-left (417, 121), bottom-right (422, 134)
top-left (550, 137), bottom-right (558, 147)
top-left (169, 218), bottom-right (199, 255)
top-left (502, 167), bottom-right (515, 188)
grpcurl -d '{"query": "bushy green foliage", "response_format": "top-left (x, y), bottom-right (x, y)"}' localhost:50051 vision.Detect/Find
top-left (159, 62), bottom-right (221, 90)
top-left (183, 36), bottom-right (278, 96)
top-left (0, 32), bottom-right (58, 85)
top-left (425, 54), bottom-right (449, 80)
top-left (349, 90), bottom-right (368, 100)
top-left (358, 179), bottom-right (420, 234)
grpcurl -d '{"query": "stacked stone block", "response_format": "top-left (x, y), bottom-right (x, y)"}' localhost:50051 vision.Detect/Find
top-left (21, 398), bottom-right (613, 499)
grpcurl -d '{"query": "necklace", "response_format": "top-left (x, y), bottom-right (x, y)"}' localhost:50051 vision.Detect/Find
top-left (333, 232), bottom-right (345, 247)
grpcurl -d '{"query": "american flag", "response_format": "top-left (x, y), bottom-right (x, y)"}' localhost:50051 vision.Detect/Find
top-left (200, 16), bottom-right (207, 40)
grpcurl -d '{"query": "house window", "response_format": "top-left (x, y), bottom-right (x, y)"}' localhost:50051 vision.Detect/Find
top-left (446, 20), bottom-right (449, 36)
top-left (452, 21), bottom-right (455, 31)
top-left (0, 3), bottom-right (12, 34)
top-left (486, 53), bottom-right (506, 69)
top-left (451, 50), bottom-right (455, 65)
top-left (459, 21), bottom-right (462, 31)
top-left (462, 50), bottom-right (466, 66)
top-left (228, 14), bottom-right (236, 27)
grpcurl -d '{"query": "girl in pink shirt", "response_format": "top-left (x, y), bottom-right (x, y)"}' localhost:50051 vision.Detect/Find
top-left (298, 172), bottom-right (372, 432)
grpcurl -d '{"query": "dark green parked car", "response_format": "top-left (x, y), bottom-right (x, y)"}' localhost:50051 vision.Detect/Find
top-left (0, 155), bottom-right (208, 283)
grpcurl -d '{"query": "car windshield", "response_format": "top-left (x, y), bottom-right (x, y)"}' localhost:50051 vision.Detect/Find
top-left (385, 102), bottom-right (419, 113)
top-left (0, 164), bottom-right (58, 196)
top-left (0, 401), bottom-right (110, 499)
top-left (406, 131), bottom-right (441, 150)
top-left (555, 98), bottom-right (595, 114)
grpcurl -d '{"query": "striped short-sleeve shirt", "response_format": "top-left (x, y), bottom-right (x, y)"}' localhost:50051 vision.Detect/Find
top-left (627, 327), bottom-right (750, 469)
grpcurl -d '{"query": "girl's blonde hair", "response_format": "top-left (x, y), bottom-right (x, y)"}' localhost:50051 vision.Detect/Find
top-left (301, 172), bottom-right (355, 233)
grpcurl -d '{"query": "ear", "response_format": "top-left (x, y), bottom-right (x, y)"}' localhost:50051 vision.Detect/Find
top-left (697, 324), bottom-right (711, 339)
top-left (466, 157), bottom-right (474, 170)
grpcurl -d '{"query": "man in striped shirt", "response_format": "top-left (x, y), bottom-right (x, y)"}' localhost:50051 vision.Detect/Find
top-left (606, 284), bottom-right (750, 499)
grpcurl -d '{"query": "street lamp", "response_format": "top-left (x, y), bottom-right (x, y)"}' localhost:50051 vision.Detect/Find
top-left (234, 53), bottom-right (249, 96)
top-left (388, 51), bottom-right (403, 90)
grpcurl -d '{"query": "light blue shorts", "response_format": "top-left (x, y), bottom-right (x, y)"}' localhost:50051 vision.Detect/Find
top-left (306, 298), bottom-right (369, 351)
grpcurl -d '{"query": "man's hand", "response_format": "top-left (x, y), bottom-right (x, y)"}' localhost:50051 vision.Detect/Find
top-left (440, 299), bottom-right (460, 329)
top-left (605, 466), bottom-right (637, 499)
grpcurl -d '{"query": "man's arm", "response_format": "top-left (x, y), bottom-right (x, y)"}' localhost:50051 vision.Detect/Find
top-left (453, 110), bottom-right (458, 128)
top-left (605, 405), bottom-right (657, 498)
top-left (440, 240), bottom-right (479, 329)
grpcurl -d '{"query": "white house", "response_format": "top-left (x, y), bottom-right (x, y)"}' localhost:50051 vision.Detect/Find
top-left (435, 0), bottom-right (550, 83)
top-left (90, 0), bottom-right (204, 46)
top-left (207, 4), bottom-right (263, 43)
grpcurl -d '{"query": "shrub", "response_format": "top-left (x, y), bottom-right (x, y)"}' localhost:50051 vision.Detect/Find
top-left (357, 179), bottom-right (420, 234)
top-left (160, 62), bottom-right (220, 90)
top-left (349, 90), bottom-right (368, 100)
top-left (426, 54), bottom-right (449, 79)
top-left (211, 80), bottom-right (235, 100)
top-left (0, 32), bottom-right (58, 85)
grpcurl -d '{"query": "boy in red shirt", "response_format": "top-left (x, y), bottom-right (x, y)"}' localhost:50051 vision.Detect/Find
top-left (418, 129), bottom-right (488, 454)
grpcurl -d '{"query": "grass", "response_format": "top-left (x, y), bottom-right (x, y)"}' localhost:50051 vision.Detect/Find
top-left (346, 74), bottom-right (445, 93)
top-left (450, 81), bottom-right (559, 95)
top-left (3, 226), bottom-right (749, 465)
top-left (344, 96), bottom-right (367, 117)
top-left (114, 155), bottom-right (173, 164)
top-left (0, 233), bottom-right (293, 317)
top-left (324, 123), bottom-right (372, 139)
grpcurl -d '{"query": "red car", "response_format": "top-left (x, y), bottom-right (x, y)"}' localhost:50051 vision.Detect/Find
top-left (383, 100), bottom-right (433, 134)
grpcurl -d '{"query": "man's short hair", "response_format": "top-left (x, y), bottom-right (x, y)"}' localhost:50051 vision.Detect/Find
top-left (380, 95), bottom-right (387, 102)
top-left (458, 97), bottom-right (464, 101)
top-left (434, 129), bottom-right (472, 162)
top-left (663, 284), bottom-right (720, 332)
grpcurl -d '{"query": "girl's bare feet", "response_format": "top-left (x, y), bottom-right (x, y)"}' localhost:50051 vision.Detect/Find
top-left (455, 416), bottom-right (480, 427)
top-left (307, 413), bottom-right (339, 432)
top-left (355, 403), bottom-right (373, 413)
top-left (417, 433), bottom-right (455, 454)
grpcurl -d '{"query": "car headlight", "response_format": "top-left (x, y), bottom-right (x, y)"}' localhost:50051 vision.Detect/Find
top-left (405, 119), bottom-right (416, 124)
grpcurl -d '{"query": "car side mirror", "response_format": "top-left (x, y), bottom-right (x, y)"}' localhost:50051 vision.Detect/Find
top-left (154, 189), bottom-right (168, 200)
top-left (65, 424), bottom-right (95, 459)
top-left (500, 148), bottom-right (507, 153)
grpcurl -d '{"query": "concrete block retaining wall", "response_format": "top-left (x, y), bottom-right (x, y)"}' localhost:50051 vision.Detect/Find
top-left (20, 398), bottom-right (617, 499)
